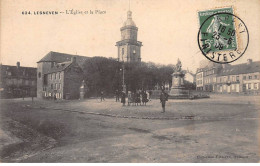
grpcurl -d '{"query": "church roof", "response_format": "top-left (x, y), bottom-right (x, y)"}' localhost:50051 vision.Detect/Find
top-left (123, 11), bottom-right (136, 27)
top-left (38, 51), bottom-right (89, 67)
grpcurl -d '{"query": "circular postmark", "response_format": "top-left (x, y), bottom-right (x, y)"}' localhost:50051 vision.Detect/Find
top-left (198, 12), bottom-right (249, 64)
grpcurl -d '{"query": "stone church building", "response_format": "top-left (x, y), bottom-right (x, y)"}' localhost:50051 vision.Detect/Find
top-left (37, 51), bottom-right (88, 99)
top-left (116, 10), bottom-right (142, 62)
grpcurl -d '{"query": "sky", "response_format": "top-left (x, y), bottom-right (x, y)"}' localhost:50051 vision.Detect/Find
top-left (1, 0), bottom-right (260, 73)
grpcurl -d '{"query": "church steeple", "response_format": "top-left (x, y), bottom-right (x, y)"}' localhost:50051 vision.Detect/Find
top-left (116, 10), bottom-right (142, 62)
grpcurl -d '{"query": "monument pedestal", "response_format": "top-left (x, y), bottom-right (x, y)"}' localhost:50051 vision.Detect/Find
top-left (79, 80), bottom-right (87, 100)
top-left (169, 71), bottom-right (189, 99)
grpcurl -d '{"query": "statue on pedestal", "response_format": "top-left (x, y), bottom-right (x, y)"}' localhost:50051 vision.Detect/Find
top-left (176, 58), bottom-right (182, 72)
top-left (169, 59), bottom-right (189, 98)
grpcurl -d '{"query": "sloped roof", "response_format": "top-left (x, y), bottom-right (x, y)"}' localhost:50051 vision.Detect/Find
top-left (183, 70), bottom-right (195, 77)
top-left (219, 61), bottom-right (260, 76)
top-left (199, 60), bottom-right (223, 69)
top-left (44, 61), bottom-right (73, 74)
top-left (38, 51), bottom-right (89, 67)
top-left (0, 65), bottom-right (36, 78)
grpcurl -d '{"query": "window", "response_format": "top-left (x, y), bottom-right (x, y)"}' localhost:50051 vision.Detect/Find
top-left (248, 83), bottom-right (251, 89)
top-left (254, 83), bottom-right (258, 89)
top-left (236, 76), bottom-right (239, 81)
top-left (58, 72), bottom-right (61, 79)
top-left (53, 73), bottom-right (56, 80)
top-left (122, 48), bottom-right (124, 55)
top-left (248, 75), bottom-right (252, 79)
top-left (50, 74), bottom-right (53, 80)
top-left (18, 79), bottom-right (22, 85)
top-left (38, 72), bottom-right (41, 78)
top-left (243, 76), bottom-right (246, 80)
top-left (55, 83), bottom-right (58, 90)
top-left (255, 75), bottom-right (258, 79)
top-left (25, 80), bottom-right (29, 85)
top-left (54, 73), bottom-right (57, 79)
top-left (51, 84), bottom-right (53, 89)
top-left (59, 83), bottom-right (61, 89)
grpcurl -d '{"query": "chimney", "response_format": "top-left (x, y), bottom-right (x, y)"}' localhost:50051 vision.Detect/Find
top-left (71, 57), bottom-right (76, 63)
top-left (17, 62), bottom-right (20, 68)
top-left (247, 59), bottom-right (252, 65)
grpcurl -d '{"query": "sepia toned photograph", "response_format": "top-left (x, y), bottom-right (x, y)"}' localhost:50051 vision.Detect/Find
top-left (0, 0), bottom-right (259, 163)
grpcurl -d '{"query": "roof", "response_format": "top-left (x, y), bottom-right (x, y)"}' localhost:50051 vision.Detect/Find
top-left (183, 70), bottom-right (195, 77)
top-left (199, 60), bottom-right (223, 69)
top-left (44, 61), bottom-right (73, 74)
top-left (219, 61), bottom-right (260, 76)
top-left (0, 65), bottom-right (37, 78)
top-left (38, 51), bottom-right (89, 66)
top-left (123, 11), bottom-right (136, 27)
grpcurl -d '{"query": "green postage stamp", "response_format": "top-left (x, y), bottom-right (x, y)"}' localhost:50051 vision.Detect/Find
top-left (197, 7), bottom-right (249, 63)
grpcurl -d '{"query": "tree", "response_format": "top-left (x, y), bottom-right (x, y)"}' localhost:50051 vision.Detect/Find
top-left (82, 57), bottom-right (175, 96)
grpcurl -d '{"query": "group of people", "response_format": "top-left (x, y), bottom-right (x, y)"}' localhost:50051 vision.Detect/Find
top-left (120, 90), bottom-right (150, 106)
top-left (105, 89), bottom-right (169, 113)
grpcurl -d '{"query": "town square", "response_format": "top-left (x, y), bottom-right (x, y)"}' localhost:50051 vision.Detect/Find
top-left (0, 94), bottom-right (259, 162)
top-left (0, 0), bottom-right (260, 163)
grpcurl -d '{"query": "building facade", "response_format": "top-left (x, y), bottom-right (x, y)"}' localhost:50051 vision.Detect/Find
top-left (0, 62), bottom-right (37, 98)
top-left (37, 51), bottom-right (88, 99)
top-left (196, 59), bottom-right (260, 94)
top-left (116, 11), bottom-right (142, 62)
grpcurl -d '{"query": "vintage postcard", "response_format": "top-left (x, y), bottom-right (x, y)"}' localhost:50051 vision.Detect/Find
top-left (0, 0), bottom-right (260, 163)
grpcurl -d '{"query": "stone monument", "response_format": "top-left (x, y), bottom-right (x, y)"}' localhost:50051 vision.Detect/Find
top-left (79, 80), bottom-right (87, 100)
top-left (169, 59), bottom-right (189, 98)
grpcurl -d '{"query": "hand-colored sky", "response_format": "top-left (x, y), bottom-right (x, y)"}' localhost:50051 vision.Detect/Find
top-left (1, 0), bottom-right (260, 72)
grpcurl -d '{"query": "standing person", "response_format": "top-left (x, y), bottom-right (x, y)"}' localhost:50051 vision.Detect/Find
top-left (142, 91), bottom-right (148, 106)
top-left (115, 90), bottom-right (120, 102)
top-left (121, 91), bottom-right (126, 106)
top-left (101, 91), bottom-right (105, 101)
top-left (54, 93), bottom-right (57, 102)
top-left (127, 91), bottom-right (132, 106)
top-left (140, 91), bottom-right (143, 106)
top-left (135, 91), bottom-right (141, 106)
top-left (132, 92), bottom-right (136, 106)
top-left (160, 91), bottom-right (168, 113)
top-left (146, 91), bottom-right (150, 101)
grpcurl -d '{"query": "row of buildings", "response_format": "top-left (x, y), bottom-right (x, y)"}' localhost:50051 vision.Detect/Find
top-left (0, 62), bottom-right (37, 98)
top-left (0, 52), bottom-right (88, 99)
top-left (196, 59), bottom-right (260, 94)
top-left (1, 55), bottom-right (259, 99)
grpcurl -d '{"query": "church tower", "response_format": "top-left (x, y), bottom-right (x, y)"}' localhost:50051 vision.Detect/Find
top-left (116, 11), bottom-right (142, 62)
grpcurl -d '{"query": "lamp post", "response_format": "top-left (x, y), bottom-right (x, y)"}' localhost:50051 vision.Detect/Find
top-left (121, 54), bottom-right (126, 93)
